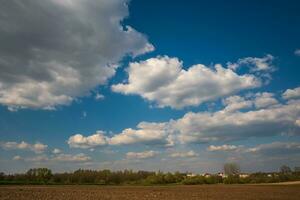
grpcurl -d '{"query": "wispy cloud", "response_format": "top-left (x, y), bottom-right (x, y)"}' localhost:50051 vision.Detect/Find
top-left (126, 150), bottom-right (158, 159)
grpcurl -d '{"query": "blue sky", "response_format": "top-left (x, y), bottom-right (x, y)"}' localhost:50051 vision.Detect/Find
top-left (0, 0), bottom-right (300, 173)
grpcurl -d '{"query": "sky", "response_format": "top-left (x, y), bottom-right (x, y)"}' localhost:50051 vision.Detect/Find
top-left (0, 0), bottom-right (300, 173)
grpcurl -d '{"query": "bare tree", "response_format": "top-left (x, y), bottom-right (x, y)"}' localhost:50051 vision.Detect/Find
top-left (280, 165), bottom-right (292, 174)
top-left (224, 163), bottom-right (240, 175)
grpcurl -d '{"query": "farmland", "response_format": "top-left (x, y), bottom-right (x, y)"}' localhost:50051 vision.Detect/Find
top-left (1, 184), bottom-right (300, 200)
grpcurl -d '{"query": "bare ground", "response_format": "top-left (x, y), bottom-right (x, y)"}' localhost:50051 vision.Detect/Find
top-left (0, 184), bottom-right (300, 200)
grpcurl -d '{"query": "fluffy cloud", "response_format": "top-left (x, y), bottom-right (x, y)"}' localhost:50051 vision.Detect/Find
top-left (253, 92), bottom-right (278, 108)
top-left (228, 54), bottom-right (274, 72)
top-left (109, 122), bottom-right (172, 146)
top-left (126, 150), bottom-right (158, 159)
top-left (295, 49), bottom-right (300, 56)
top-left (207, 144), bottom-right (241, 152)
top-left (112, 56), bottom-right (261, 109)
top-left (69, 87), bottom-right (300, 148)
top-left (68, 131), bottom-right (108, 149)
top-left (222, 92), bottom-right (278, 112)
top-left (68, 122), bottom-right (172, 149)
top-left (1, 141), bottom-right (47, 153)
top-left (222, 96), bottom-right (252, 112)
top-left (174, 99), bottom-right (300, 143)
top-left (169, 150), bottom-right (198, 158)
top-left (282, 87), bottom-right (300, 100)
top-left (0, 0), bottom-right (152, 110)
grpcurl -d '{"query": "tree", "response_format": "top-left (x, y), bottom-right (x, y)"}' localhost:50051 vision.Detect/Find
top-left (224, 163), bottom-right (240, 175)
top-left (280, 165), bottom-right (292, 174)
top-left (26, 168), bottom-right (52, 183)
top-left (0, 172), bottom-right (4, 181)
top-left (294, 167), bottom-right (300, 172)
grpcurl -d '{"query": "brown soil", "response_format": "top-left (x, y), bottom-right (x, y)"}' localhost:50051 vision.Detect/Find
top-left (0, 184), bottom-right (299, 200)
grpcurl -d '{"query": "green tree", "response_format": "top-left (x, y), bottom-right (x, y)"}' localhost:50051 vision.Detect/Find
top-left (26, 168), bottom-right (52, 183)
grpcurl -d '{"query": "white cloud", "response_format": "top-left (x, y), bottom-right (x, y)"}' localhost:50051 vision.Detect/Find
top-left (0, 0), bottom-right (153, 110)
top-left (14, 153), bottom-right (91, 163)
top-left (228, 54), bottom-right (274, 72)
top-left (207, 144), bottom-right (241, 152)
top-left (247, 142), bottom-right (300, 155)
top-left (295, 49), bottom-right (300, 56)
top-left (112, 56), bottom-right (261, 109)
top-left (222, 92), bottom-right (278, 112)
top-left (95, 93), bottom-right (105, 101)
top-left (253, 92), bottom-right (278, 108)
top-left (1, 141), bottom-right (47, 154)
top-left (68, 122), bottom-right (172, 149)
top-left (12, 155), bottom-right (22, 161)
top-left (68, 131), bottom-right (108, 149)
top-left (69, 87), bottom-right (300, 148)
top-left (282, 87), bottom-right (300, 100)
top-left (53, 153), bottom-right (91, 162)
top-left (52, 148), bottom-right (62, 154)
top-left (27, 155), bottom-right (49, 162)
top-left (174, 99), bottom-right (300, 143)
top-left (222, 95), bottom-right (252, 112)
top-left (109, 122), bottom-right (172, 146)
top-left (126, 150), bottom-right (158, 159)
top-left (169, 150), bottom-right (198, 158)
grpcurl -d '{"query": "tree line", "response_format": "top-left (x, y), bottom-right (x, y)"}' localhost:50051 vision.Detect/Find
top-left (1, 164), bottom-right (300, 185)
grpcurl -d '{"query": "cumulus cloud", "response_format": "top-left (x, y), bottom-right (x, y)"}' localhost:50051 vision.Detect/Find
top-left (295, 49), bottom-right (300, 56)
top-left (109, 122), bottom-right (172, 146)
top-left (1, 141), bottom-right (47, 154)
top-left (0, 0), bottom-right (153, 110)
top-left (68, 122), bottom-right (173, 149)
top-left (126, 150), bottom-right (158, 159)
top-left (228, 54), bottom-right (274, 72)
top-left (222, 96), bottom-right (252, 112)
top-left (174, 99), bottom-right (300, 143)
top-left (68, 131), bottom-right (108, 149)
top-left (282, 87), bottom-right (300, 100)
top-left (112, 56), bottom-right (261, 109)
top-left (222, 92), bottom-right (278, 112)
top-left (169, 150), bottom-right (198, 158)
top-left (207, 144), bottom-right (241, 152)
top-left (69, 87), bottom-right (300, 148)
top-left (253, 92), bottom-right (278, 108)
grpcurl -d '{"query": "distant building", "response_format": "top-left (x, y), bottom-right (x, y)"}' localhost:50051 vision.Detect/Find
top-left (239, 173), bottom-right (249, 178)
top-left (202, 173), bottom-right (212, 178)
top-left (217, 172), bottom-right (228, 178)
top-left (186, 173), bottom-right (197, 177)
